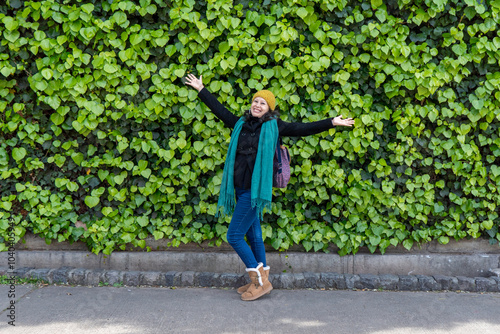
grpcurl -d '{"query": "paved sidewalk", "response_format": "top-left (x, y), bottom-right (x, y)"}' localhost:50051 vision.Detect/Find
top-left (1, 284), bottom-right (499, 334)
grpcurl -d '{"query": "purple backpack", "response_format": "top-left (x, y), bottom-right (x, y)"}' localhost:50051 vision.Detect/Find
top-left (273, 138), bottom-right (291, 188)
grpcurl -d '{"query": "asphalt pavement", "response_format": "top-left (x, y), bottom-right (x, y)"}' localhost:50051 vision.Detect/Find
top-left (1, 283), bottom-right (499, 334)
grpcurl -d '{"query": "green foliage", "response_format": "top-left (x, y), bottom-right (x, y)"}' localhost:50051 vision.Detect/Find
top-left (0, 274), bottom-right (48, 285)
top-left (0, 0), bottom-right (499, 256)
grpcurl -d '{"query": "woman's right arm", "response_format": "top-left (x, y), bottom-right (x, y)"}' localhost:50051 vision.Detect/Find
top-left (184, 74), bottom-right (239, 128)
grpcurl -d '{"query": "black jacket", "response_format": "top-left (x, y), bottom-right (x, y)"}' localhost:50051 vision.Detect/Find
top-left (199, 88), bottom-right (340, 189)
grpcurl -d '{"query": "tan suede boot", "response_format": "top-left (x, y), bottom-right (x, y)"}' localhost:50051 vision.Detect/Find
top-left (241, 263), bottom-right (273, 301)
top-left (237, 264), bottom-right (270, 294)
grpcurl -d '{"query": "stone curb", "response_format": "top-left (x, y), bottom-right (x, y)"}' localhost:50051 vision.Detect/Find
top-left (6, 250), bottom-right (500, 278)
top-left (2, 267), bottom-right (499, 292)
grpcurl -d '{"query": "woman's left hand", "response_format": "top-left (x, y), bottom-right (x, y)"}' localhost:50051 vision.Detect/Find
top-left (332, 115), bottom-right (355, 127)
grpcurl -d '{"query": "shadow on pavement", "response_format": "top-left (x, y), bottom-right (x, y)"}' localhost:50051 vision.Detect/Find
top-left (0, 285), bottom-right (499, 334)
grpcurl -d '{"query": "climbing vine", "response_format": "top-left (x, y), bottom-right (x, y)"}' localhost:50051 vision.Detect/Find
top-left (0, 0), bottom-right (499, 255)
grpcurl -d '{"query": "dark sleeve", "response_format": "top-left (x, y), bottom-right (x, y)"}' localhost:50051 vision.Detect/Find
top-left (198, 87), bottom-right (239, 128)
top-left (277, 118), bottom-right (336, 137)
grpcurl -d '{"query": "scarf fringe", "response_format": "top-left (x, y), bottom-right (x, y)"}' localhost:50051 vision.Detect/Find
top-left (251, 198), bottom-right (272, 220)
top-left (216, 190), bottom-right (236, 218)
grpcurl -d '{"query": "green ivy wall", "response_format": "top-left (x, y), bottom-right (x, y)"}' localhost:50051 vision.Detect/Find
top-left (0, 0), bottom-right (499, 255)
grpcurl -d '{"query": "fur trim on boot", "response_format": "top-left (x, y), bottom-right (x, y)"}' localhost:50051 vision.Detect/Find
top-left (241, 263), bottom-right (273, 301)
top-left (237, 264), bottom-right (270, 294)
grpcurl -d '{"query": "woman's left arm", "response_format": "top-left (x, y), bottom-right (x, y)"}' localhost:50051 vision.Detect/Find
top-left (278, 115), bottom-right (354, 137)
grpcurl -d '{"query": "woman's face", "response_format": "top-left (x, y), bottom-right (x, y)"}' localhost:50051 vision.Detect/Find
top-left (250, 97), bottom-right (270, 118)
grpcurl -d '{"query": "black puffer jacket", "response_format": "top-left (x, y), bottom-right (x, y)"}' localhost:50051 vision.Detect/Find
top-left (198, 88), bottom-right (341, 189)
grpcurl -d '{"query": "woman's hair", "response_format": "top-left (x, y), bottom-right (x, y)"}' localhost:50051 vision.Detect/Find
top-left (243, 108), bottom-right (281, 123)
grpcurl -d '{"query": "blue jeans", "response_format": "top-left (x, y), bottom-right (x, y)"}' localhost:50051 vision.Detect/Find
top-left (226, 187), bottom-right (267, 269)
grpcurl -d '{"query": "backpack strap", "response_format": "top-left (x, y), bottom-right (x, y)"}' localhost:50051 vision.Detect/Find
top-left (275, 138), bottom-right (282, 169)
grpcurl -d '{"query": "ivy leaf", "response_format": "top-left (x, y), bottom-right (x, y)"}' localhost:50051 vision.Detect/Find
top-left (375, 73), bottom-right (386, 85)
top-left (71, 153), bottom-right (84, 165)
top-left (4, 30), bottom-right (20, 43)
top-left (114, 172), bottom-right (127, 185)
top-left (141, 169), bottom-right (152, 178)
top-left (193, 141), bottom-right (204, 151)
top-left (219, 42), bottom-right (230, 54)
top-left (371, 0), bottom-right (383, 9)
top-left (137, 216), bottom-right (149, 227)
top-left (174, 69), bottom-right (185, 78)
top-left (404, 79), bottom-right (416, 90)
top-left (428, 110), bottom-right (438, 122)
top-left (302, 240), bottom-right (313, 251)
top-left (50, 113), bottom-right (64, 125)
top-left (12, 147), bottom-right (26, 161)
top-left (81, 3), bottom-right (94, 14)
top-left (79, 27), bottom-right (97, 40)
top-left (290, 95), bottom-right (300, 104)
top-left (1, 202), bottom-right (12, 211)
top-left (102, 207), bottom-right (113, 216)
top-left (375, 9), bottom-right (387, 22)
top-left (121, 233), bottom-right (134, 243)
top-left (85, 196), bottom-right (100, 208)
top-left (452, 43), bottom-right (467, 56)
top-left (177, 137), bottom-right (187, 149)
top-left (2, 17), bottom-right (19, 31)
top-left (153, 231), bottom-right (164, 240)
top-left (98, 170), bottom-right (109, 181)
top-left (296, 7), bottom-right (308, 19)
top-left (383, 64), bottom-right (396, 75)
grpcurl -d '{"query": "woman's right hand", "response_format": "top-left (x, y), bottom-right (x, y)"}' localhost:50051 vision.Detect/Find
top-left (184, 74), bottom-right (204, 92)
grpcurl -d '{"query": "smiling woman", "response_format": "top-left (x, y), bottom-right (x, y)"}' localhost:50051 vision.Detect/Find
top-left (251, 92), bottom-right (272, 117)
top-left (184, 74), bottom-right (354, 301)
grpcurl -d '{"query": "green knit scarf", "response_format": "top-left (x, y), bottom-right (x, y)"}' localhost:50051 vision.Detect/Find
top-left (216, 117), bottom-right (279, 220)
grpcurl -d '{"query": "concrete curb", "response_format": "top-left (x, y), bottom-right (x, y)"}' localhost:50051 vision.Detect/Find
top-left (4, 250), bottom-right (499, 278)
top-left (3, 266), bottom-right (500, 292)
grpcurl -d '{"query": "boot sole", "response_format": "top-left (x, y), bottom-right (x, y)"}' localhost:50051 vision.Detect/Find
top-left (237, 285), bottom-right (272, 295)
top-left (237, 284), bottom-right (251, 295)
top-left (241, 285), bottom-right (273, 301)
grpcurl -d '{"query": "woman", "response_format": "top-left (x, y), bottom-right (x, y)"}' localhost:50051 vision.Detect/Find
top-left (185, 74), bottom-right (354, 301)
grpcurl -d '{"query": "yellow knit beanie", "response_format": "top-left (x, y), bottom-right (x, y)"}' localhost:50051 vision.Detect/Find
top-left (252, 90), bottom-right (276, 111)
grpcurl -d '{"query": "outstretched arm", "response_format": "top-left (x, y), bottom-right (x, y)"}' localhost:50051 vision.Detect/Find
top-left (278, 115), bottom-right (354, 137)
top-left (184, 74), bottom-right (238, 128)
